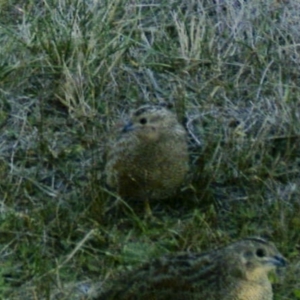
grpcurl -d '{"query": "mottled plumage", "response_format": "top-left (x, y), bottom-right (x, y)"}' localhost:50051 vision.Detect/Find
top-left (96, 237), bottom-right (286, 300)
top-left (105, 105), bottom-right (189, 211)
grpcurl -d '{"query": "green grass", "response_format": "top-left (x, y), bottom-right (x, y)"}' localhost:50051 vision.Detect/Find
top-left (0, 0), bottom-right (300, 299)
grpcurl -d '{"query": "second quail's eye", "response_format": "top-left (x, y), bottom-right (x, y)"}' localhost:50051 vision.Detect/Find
top-left (140, 118), bottom-right (147, 124)
top-left (256, 248), bottom-right (266, 257)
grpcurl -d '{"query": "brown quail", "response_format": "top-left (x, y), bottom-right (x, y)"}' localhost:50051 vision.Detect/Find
top-left (105, 104), bottom-right (189, 215)
top-left (96, 237), bottom-right (286, 300)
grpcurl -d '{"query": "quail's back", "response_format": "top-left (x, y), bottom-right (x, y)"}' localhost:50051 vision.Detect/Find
top-left (105, 105), bottom-right (189, 201)
top-left (96, 237), bottom-right (286, 300)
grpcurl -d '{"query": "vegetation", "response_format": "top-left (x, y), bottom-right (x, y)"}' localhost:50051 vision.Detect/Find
top-left (0, 0), bottom-right (299, 298)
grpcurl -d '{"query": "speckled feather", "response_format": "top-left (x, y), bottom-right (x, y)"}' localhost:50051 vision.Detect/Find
top-left (96, 238), bottom-right (286, 300)
top-left (105, 105), bottom-right (189, 201)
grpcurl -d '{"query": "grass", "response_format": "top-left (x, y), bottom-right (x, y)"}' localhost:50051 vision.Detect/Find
top-left (0, 0), bottom-right (300, 299)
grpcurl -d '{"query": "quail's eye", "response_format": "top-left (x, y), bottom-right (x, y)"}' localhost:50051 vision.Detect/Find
top-left (256, 248), bottom-right (266, 257)
top-left (140, 118), bottom-right (147, 124)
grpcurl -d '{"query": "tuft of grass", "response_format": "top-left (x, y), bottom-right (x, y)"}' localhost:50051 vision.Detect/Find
top-left (0, 0), bottom-right (300, 298)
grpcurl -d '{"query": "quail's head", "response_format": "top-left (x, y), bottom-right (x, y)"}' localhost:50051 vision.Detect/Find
top-left (121, 105), bottom-right (185, 142)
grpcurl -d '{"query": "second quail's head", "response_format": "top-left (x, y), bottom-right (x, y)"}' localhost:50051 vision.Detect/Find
top-left (220, 237), bottom-right (287, 294)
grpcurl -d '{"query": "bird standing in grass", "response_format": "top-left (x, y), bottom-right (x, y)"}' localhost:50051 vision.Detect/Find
top-left (95, 237), bottom-right (286, 300)
top-left (105, 104), bottom-right (189, 215)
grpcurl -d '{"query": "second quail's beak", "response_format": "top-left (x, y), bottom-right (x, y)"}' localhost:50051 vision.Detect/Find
top-left (271, 255), bottom-right (287, 268)
top-left (122, 121), bottom-right (135, 133)
top-left (273, 255), bottom-right (288, 277)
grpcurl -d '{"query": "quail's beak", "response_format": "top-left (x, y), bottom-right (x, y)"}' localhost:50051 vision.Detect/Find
top-left (122, 121), bottom-right (135, 133)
